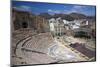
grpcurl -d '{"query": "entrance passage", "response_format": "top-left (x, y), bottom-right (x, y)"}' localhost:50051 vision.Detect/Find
top-left (22, 22), bottom-right (28, 28)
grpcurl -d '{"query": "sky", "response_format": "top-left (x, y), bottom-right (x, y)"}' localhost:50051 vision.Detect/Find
top-left (12, 1), bottom-right (96, 16)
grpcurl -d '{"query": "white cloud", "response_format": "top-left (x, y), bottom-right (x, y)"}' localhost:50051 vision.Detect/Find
top-left (19, 5), bottom-right (31, 10)
top-left (73, 5), bottom-right (84, 9)
top-left (67, 5), bottom-right (85, 14)
top-left (48, 9), bottom-right (61, 13)
top-left (48, 9), bottom-right (52, 12)
top-left (13, 5), bottom-right (31, 12)
top-left (59, 5), bottom-right (85, 14)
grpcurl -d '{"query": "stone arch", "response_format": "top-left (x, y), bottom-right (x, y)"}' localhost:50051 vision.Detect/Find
top-left (22, 21), bottom-right (28, 28)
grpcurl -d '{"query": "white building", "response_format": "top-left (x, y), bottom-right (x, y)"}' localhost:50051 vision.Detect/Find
top-left (49, 18), bottom-right (55, 32)
top-left (49, 17), bottom-right (66, 36)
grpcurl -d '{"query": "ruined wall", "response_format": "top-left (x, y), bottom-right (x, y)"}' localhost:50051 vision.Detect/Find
top-left (33, 16), bottom-right (49, 33)
top-left (12, 8), bottom-right (50, 33)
